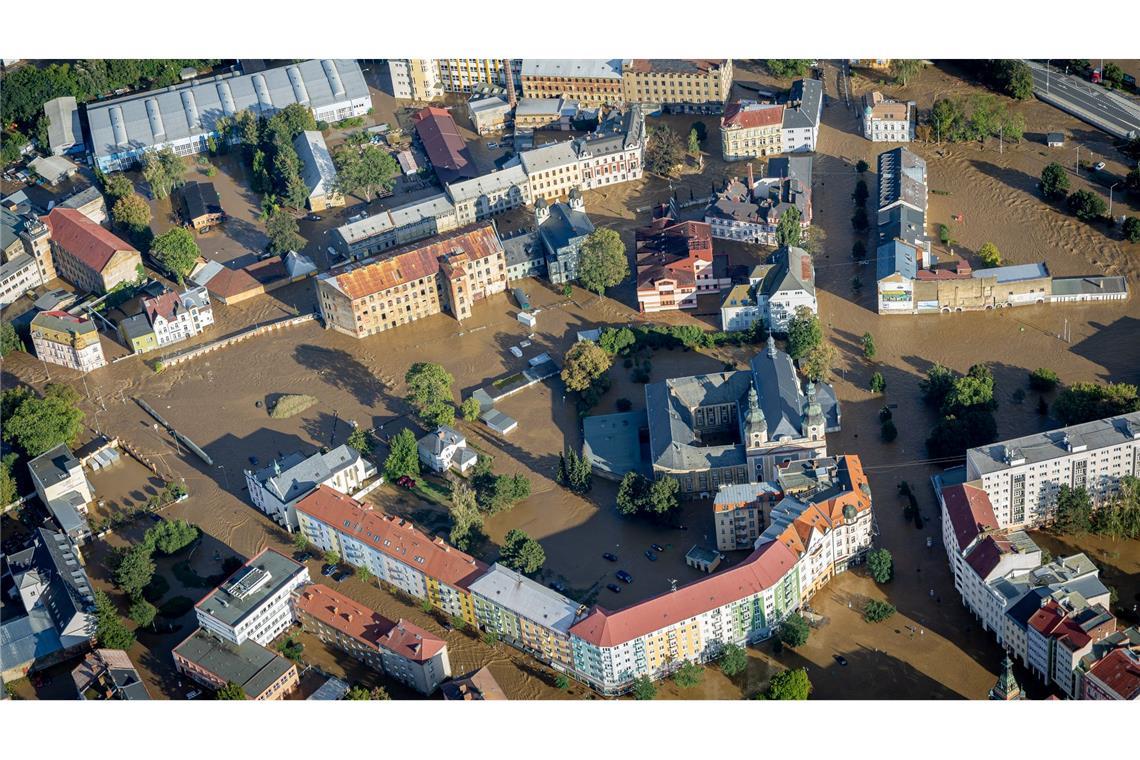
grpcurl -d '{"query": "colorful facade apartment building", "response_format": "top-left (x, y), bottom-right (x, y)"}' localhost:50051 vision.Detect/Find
top-left (621, 59), bottom-right (733, 113)
top-left (30, 310), bottom-right (106, 372)
top-left (316, 222), bottom-right (508, 338)
top-left (634, 214), bottom-right (729, 313)
top-left (44, 208), bottom-right (142, 294)
top-left (720, 101), bottom-right (784, 161)
top-left (294, 486), bottom-right (485, 626)
top-left (293, 583), bottom-right (451, 695)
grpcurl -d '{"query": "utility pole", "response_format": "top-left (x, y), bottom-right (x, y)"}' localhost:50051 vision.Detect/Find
top-left (1075, 146), bottom-right (1080, 175)
top-left (999, 123), bottom-right (1003, 155)
top-left (1109, 182), bottom-right (1120, 218)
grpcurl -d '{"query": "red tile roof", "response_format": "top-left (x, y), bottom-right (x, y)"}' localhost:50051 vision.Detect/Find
top-left (569, 540), bottom-right (798, 648)
top-left (942, 483), bottom-right (999, 551)
top-left (205, 265), bottom-right (262, 299)
top-left (295, 486), bottom-right (486, 589)
top-left (1087, 648), bottom-right (1140, 700)
top-left (413, 107), bottom-right (476, 182)
top-left (635, 217), bottom-right (714, 292)
top-left (294, 583), bottom-right (445, 662)
top-left (45, 207), bottom-right (137, 272)
top-left (722, 101), bottom-right (783, 130)
top-left (963, 535), bottom-right (1011, 581)
top-left (143, 291), bottom-right (181, 323)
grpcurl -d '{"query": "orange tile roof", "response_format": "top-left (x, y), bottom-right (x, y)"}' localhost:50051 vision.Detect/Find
top-left (328, 223), bottom-right (501, 301)
top-left (45, 207), bottom-right (136, 272)
top-left (294, 583), bottom-right (445, 662)
top-left (295, 486), bottom-right (486, 589)
top-left (775, 455), bottom-right (872, 558)
top-left (722, 101), bottom-right (783, 129)
top-left (205, 265), bottom-right (261, 299)
top-left (569, 540), bottom-right (799, 648)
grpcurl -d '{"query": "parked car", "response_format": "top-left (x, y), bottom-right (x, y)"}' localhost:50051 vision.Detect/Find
top-left (487, 141), bottom-right (499, 149)
top-left (834, 654), bottom-right (848, 667)
top-left (298, 551), bottom-right (314, 562)
top-left (185, 689), bottom-right (201, 700)
top-left (321, 564), bottom-right (336, 577)
top-left (602, 552), bottom-right (618, 562)
top-left (395, 475), bottom-right (417, 489)
top-left (333, 570), bottom-right (350, 582)
top-left (644, 550), bottom-right (658, 561)
top-left (606, 583), bottom-right (622, 593)
top-left (1093, 161), bottom-right (1107, 172)
top-left (616, 570), bottom-right (633, 583)
top-left (650, 544), bottom-right (664, 553)
top-left (307, 214), bottom-right (322, 221)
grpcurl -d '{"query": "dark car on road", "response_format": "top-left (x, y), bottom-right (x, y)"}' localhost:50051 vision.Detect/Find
top-left (606, 583), bottom-right (622, 593)
top-left (650, 544), bottom-right (664, 553)
top-left (333, 570), bottom-right (350, 582)
top-left (645, 550), bottom-right (658, 561)
top-left (616, 570), bottom-right (633, 583)
top-left (298, 552), bottom-right (314, 562)
top-left (321, 564), bottom-right (335, 577)
top-left (834, 654), bottom-right (848, 667)
top-left (603, 552), bottom-right (618, 562)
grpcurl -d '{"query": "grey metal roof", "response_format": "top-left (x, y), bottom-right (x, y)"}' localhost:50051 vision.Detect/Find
top-left (43, 96), bottom-right (82, 153)
top-left (1005, 587), bottom-right (1050, 629)
top-left (583, 410), bottom-right (649, 478)
top-left (538, 201), bottom-right (593, 255)
top-left (6, 529), bottom-right (95, 632)
top-left (760, 246), bottom-right (815, 298)
top-left (501, 231), bottom-right (541, 268)
top-left (877, 147), bottom-right (926, 213)
top-left (293, 130), bottom-right (339, 199)
top-left (1051, 276), bottom-right (1128, 296)
top-left (174, 628), bottom-right (294, 698)
top-left (714, 481), bottom-right (782, 506)
top-left (781, 78), bottom-right (823, 130)
top-left (0, 606), bottom-right (61, 673)
top-left (519, 140), bottom-right (579, 174)
top-left (195, 549), bottom-right (306, 628)
top-left (469, 96), bottom-right (511, 116)
top-left (877, 239), bottom-right (919, 282)
top-left (180, 285), bottom-right (211, 310)
top-left (59, 186), bottom-right (105, 212)
top-left (966, 412), bottom-right (1140, 476)
top-left (973, 263), bottom-right (1049, 283)
top-left (1, 207), bottom-right (24, 250)
top-left (877, 204), bottom-right (927, 248)
top-left (31, 310), bottom-right (98, 338)
top-left (253, 445), bottom-right (363, 505)
top-left (521, 59), bottom-right (622, 80)
top-left (515, 97), bottom-right (567, 117)
top-left (86, 59), bottom-right (368, 161)
top-left (308, 676), bottom-right (350, 700)
top-left (446, 164), bottom-right (528, 204)
top-left (468, 563), bottom-right (583, 634)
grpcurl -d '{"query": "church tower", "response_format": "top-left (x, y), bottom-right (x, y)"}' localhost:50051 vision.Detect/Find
top-left (988, 655), bottom-right (1024, 700)
top-left (744, 385), bottom-right (767, 449)
top-left (803, 381), bottom-right (825, 442)
top-left (534, 196), bottom-right (550, 226)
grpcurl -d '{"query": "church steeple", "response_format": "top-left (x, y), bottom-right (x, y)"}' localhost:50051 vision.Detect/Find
top-left (803, 381), bottom-right (824, 441)
top-left (744, 385), bottom-right (767, 448)
top-left (988, 655), bottom-right (1023, 700)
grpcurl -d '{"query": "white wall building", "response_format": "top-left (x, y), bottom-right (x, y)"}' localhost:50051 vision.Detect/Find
top-left (862, 91), bottom-right (914, 142)
top-left (194, 549), bottom-right (310, 647)
top-left (779, 79), bottom-right (823, 153)
top-left (244, 444), bottom-right (376, 531)
top-left (418, 426), bottom-right (478, 475)
top-left (143, 286), bottom-right (214, 348)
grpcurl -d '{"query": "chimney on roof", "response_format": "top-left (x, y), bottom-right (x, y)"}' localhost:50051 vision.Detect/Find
top-left (746, 163), bottom-right (754, 193)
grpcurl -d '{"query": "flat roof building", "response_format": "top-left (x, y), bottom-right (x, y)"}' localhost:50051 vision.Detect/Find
top-left (173, 628), bottom-right (298, 700)
top-left (194, 548), bottom-right (310, 646)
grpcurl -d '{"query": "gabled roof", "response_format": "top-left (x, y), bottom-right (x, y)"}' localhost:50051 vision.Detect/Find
top-left (941, 483), bottom-right (999, 551)
top-left (759, 246), bottom-right (815, 297)
top-left (45, 208), bottom-right (136, 273)
top-left (538, 201), bottom-right (594, 255)
top-left (293, 130), bottom-right (339, 198)
top-left (722, 101), bottom-right (784, 130)
top-left (1086, 648), bottom-right (1140, 699)
top-left (179, 181), bottom-right (222, 221)
top-left (781, 79), bottom-right (823, 130)
top-left (294, 583), bottom-right (445, 662)
top-left (413, 107), bottom-right (476, 183)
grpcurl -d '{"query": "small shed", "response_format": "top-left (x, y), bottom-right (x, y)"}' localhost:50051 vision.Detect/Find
top-left (1047, 132), bottom-right (1065, 148)
top-left (481, 408), bottom-right (518, 436)
top-left (517, 311), bottom-right (536, 328)
top-left (686, 545), bottom-right (724, 574)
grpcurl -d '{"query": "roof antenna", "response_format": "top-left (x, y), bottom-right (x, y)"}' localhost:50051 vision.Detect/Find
top-left (668, 578), bottom-right (678, 592)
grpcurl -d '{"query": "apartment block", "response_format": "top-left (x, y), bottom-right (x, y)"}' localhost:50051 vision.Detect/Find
top-left (621, 59), bottom-right (733, 113)
top-left (780, 78), bottom-right (823, 152)
top-left (141, 286), bottom-right (214, 347)
top-left (437, 58), bottom-right (522, 95)
top-left (294, 583), bottom-right (451, 695)
top-left (173, 628), bottom-right (298, 700)
top-left (317, 222), bottom-right (507, 338)
top-left (194, 549), bottom-right (311, 646)
top-left (713, 481), bottom-right (782, 551)
top-left (720, 101), bottom-right (784, 161)
top-left (44, 208), bottom-right (141, 294)
top-left (521, 59), bottom-right (623, 107)
top-left (30, 311), bottom-right (106, 373)
top-left (244, 444), bottom-right (377, 530)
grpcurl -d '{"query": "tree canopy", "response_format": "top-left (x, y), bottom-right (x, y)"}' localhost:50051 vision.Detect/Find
top-left (778, 613), bottom-right (810, 648)
top-left (500, 529), bottom-right (545, 574)
top-left (765, 60), bottom-right (812, 78)
top-left (2, 384), bottom-right (85, 458)
top-left (334, 143), bottom-right (399, 202)
top-left (1040, 162), bottom-right (1071, 200)
top-left (561, 340), bottom-right (612, 392)
top-left (150, 227), bottom-right (200, 281)
top-left (644, 125), bottom-right (685, 177)
top-left (265, 208), bottom-right (305, 254)
top-left (891, 59), bottom-right (925, 85)
top-left (1067, 190), bottom-right (1107, 222)
top-left (577, 228), bottom-right (629, 295)
top-left (404, 362), bottom-right (456, 427)
top-left (868, 548), bottom-right (893, 583)
top-left (719, 644), bottom-right (749, 677)
top-left (786, 306), bottom-right (822, 358)
top-left (1, 322), bottom-right (24, 356)
top-left (776, 207), bottom-right (803, 247)
top-left (673, 661), bottom-right (704, 688)
top-left (111, 193), bottom-right (152, 233)
top-left (448, 483), bottom-right (484, 550)
top-left (758, 668), bottom-right (811, 700)
top-left (383, 429), bottom-right (420, 483)
top-left (977, 242), bottom-right (1001, 267)
top-left (141, 148), bottom-right (185, 200)
top-left (1053, 382), bottom-right (1139, 425)
top-left (216, 682), bottom-right (247, 700)
top-left (93, 591), bottom-right (135, 651)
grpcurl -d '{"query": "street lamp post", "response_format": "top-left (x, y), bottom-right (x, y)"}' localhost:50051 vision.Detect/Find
top-left (218, 465), bottom-right (230, 491)
top-left (1109, 182), bottom-right (1120, 218)
top-left (1046, 59), bottom-right (1051, 94)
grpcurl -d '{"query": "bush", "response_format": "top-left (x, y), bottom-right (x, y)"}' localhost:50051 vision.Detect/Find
top-left (863, 599), bottom-right (896, 623)
top-left (856, 159), bottom-right (869, 173)
top-left (269, 394), bottom-right (318, 419)
top-left (867, 548), bottom-right (893, 583)
top-left (616, 397), bottom-right (632, 412)
top-left (673, 661), bottom-right (704, 688)
top-left (869, 372), bottom-right (886, 394)
top-left (1028, 368), bottom-right (1059, 392)
top-left (878, 406), bottom-right (892, 422)
top-left (1067, 189), bottom-right (1107, 222)
top-left (1040, 162), bottom-right (1071, 200)
top-left (880, 419), bottom-right (898, 442)
top-left (1123, 217), bottom-right (1140, 243)
top-left (977, 242), bottom-right (1001, 267)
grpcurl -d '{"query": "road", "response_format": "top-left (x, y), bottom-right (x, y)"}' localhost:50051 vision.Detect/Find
top-left (1026, 61), bottom-right (1140, 140)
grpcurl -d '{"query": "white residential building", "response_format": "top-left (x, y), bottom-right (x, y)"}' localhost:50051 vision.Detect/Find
top-left (194, 549), bottom-right (310, 647)
top-left (293, 130), bottom-right (344, 211)
top-left (244, 444), bottom-right (377, 530)
top-left (720, 247), bottom-right (817, 334)
top-left (29, 310), bottom-right (106, 373)
top-left (143, 286), bottom-right (214, 347)
top-left (418, 426), bottom-right (478, 475)
top-left (780, 79), bottom-right (823, 153)
top-left (862, 91), bottom-right (914, 142)
top-left (27, 445), bottom-right (95, 544)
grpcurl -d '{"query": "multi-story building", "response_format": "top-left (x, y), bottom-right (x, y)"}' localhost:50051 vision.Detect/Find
top-left (780, 78), bottom-right (824, 153)
top-left (862, 91), bottom-right (914, 142)
top-left (520, 141), bottom-right (583, 202)
top-left (635, 214), bottom-right (728, 313)
top-left (437, 58), bottom-right (522, 95)
top-left (720, 246), bottom-right (817, 333)
top-left (333, 193), bottom-right (461, 260)
top-left (1080, 632), bottom-right (1140, 700)
top-left (413, 106), bottom-right (478, 184)
top-left (172, 628), bottom-right (299, 700)
top-left (448, 165), bottom-right (532, 227)
top-left (514, 98), bottom-right (587, 131)
top-left (194, 549), bottom-right (311, 647)
top-left (294, 130), bottom-right (344, 211)
top-left (534, 192), bottom-right (593, 285)
top-left (646, 337), bottom-right (840, 496)
top-left (178, 181), bottom-right (225, 232)
top-left (2, 209), bottom-right (55, 305)
top-left (1028, 595), bottom-right (1117, 698)
top-left (468, 96), bottom-right (512, 135)
top-left (71, 648), bottom-right (151, 700)
top-left (294, 486), bottom-right (487, 626)
top-left (30, 311), bottom-right (106, 373)
top-left (316, 222), bottom-right (508, 338)
top-left (293, 583), bottom-right (451, 695)
top-left (140, 286), bottom-right (214, 348)
top-left (417, 426), bottom-right (478, 475)
top-left (569, 455), bottom-right (871, 694)
top-left (620, 59), bottom-right (733, 113)
top-left (1, 251), bottom-right (44, 306)
top-left (964, 412), bottom-right (1140, 529)
top-left (705, 157), bottom-right (812, 246)
top-left (521, 59), bottom-right (623, 107)
top-left (87, 59), bottom-right (371, 172)
top-left (468, 564), bottom-right (586, 673)
top-left (43, 208), bottom-right (141, 294)
top-left (244, 444), bottom-right (377, 530)
top-left (387, 59), bottom-right (444, 101)
top-left (28, 444), bottom-right (95, 544)
top-left (720, 101), bottom-right (784, 161)
top-left (713, 481), bottom-right (783, 552)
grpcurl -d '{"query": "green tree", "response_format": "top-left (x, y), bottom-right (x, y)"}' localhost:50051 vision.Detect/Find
top-left (150, 227), bottom-right (201, 281)
top-left (644, 125), bottom-right (685, 177)
top-left (448, 483), bottom-right (484, 550)
top-left (500, 529), bottom-right (545, 574)
top-left (647, 476), bottom-right (680, 515)
top-left (765, 60), bottom-right (812, 78)
top-left (863, 599), bottom-right (896, 623)
top-left (344, 685), bottom-right (391, 700)
top-left (977, 242), bottom-right (1001, 267)
top-left (867, 548), bottom-right (893, 583)
top-left (617, 472), bottom-right (651, 516)
top-left (141, 147), bottom-right (185, 199)
top-left (719, 643), bottom-right (748, 677)
top-left (323, 548), bottom-right (341, 566)
top-left (929, 97), bottom-right (967, 142)
top-left (102, 172), bottom-right (134, 202)
top-left (111, 193), bottom-right (152, 233)
top-left (687, 128), bottom-right (701, 157)
top-left (851, 240), bottom-right (867, 260)
top-left (2, 385), bottom-right (86, 458)
top-left (880, 419), bottom-right (898, 443)
top-left (861, 332), bottom-right (876, 360)
top-left (578, 228), bottom-right (629, 295)
top-left (459, 397), bottom-right (482, 422)
top-left (357, 565), bottom-right (373, 584)
top-left (853, 179), bottom-right (869, 204)
top-left (265, 208), bottom-right (305, 254)
top-left (891, 59), bottom-right (924, 85)
top-left (1053, 382), bottom-right (1140, 425)
top-left (920, 364), bottom-right (957, 407)
top-left (1028, 368), bottom-right (1060, 392)
top-left (1054, 485), bottom-right (1093, 534)
top-left (1122, 217), bottom-right (1140, 243)
top-left (216, 682), bottom-right (247, 700)
top-left (1040, 162), bottom-right (1071, 200)
top-left (0, 322), bottom-right (24, 356)
top-left (93, 591), bottom-right (135, 650)
top-left (383, 429), bottom-right (421, 483)
top-left (778, 613), bottom-right (810, 648)
top-left (673, 660), bottom-right (704, 688)
top-left (347, 427), bottom-right (374, 455)
top-left (800, 341), bottom-right (838, 382)
top-left (869, 372), bottom-right (886, 394)
top-left (405, 362), bottom-right (455, 427)
top-left (561, 340), bottom-right (612, 392)
top-left (129, 598), bottom-right (157, 628)
top-left (0, 456), bottom-right (18, 506)
top-left (145, 519), bottom-right (199, 554)
top-left (786, 306), bottom-right (822, 358)
top-left (759, 668), bottom-right (811, 700)
top-left (775, 207), bottom-right (803, 247)
top-left (334, 143), bottom-right (399, 202)
top-left (995, 60), bottom-right (1034, 99)
top-left (115, 545), bottom-right (156, 598)
top-left (598, 326), bottom-right (636, 355)
top-left (631, 676), bottom-right (657, 700)
top-left (555, 674), bottom-right (571, 690)
top-left (292, 532), bottom-right (309, 552)
top-left (855, 159), bottom-right (869, 174)
top-left (1067, 189), bottom-right (1107, 222)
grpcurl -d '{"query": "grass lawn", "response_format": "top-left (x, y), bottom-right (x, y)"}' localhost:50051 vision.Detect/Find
top-left (413, 477), bottom-right (452, 507)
